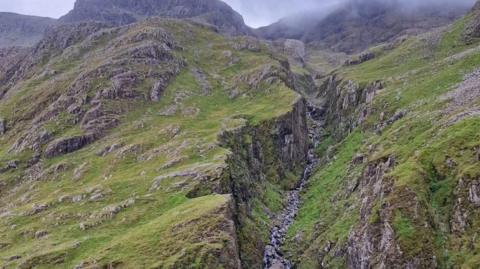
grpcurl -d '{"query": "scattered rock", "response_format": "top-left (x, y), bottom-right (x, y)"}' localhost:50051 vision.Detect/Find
top-left (72, 195), bottom-right (85, 203)
top-left (73, 162), bottom-right (88, 180)
top-left (0, 160), bottom-right (19, 173)
top-left (191, 67), bottom-right (211, 95)
top-left (96, 143), bottom-right (123, 157)
top-left (34, 230), bottom-right (48, 239)
top-left (346, 51), bottom-right (375, 65)
top-left (158, 104), bottom-right (178, 116)
top-left (29, 204), bottom-right (49, 215)
top-left (353, 153), bottom-right (365, 165)
top-left (5, 255), bottom-right (21, 261)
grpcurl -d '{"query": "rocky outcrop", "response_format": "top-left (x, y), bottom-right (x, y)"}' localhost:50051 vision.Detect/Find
top-left (0, 12), bottom-right (55, 48)
top-left (219, 98), bottom-right (308, 268)
top-left (317, 75), bottom-right (384, 139)
top-left (44, 134), bottom-right (97, 158)
top-left (9, 21), bottom-right (184, 156)
top-left (463, 1), bottom-right (480, 43)
top-left (60, 0), bottom-right (252, 36)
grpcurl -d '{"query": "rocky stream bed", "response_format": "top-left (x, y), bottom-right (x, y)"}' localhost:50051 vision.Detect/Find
top-left (263, 105), bottom-right (322, 269)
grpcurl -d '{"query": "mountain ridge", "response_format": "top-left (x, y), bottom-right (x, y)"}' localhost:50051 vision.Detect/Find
top-left (0, 12), bottom-right (55, 48)
top-left (60, 0), bottom-right (252, 35)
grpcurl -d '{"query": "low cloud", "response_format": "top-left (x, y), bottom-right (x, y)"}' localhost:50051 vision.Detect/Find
top-left (224, 0), bottom-right (477, 28)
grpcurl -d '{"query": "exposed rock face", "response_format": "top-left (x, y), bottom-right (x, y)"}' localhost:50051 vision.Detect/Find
top-left (44, 134), bottom-right (97, 158)
top-left (219, 98), bottom-right (308, 268)
top-left (0, 12), bottom-right (55, 48)
top-left (257, 0), bottom-right (471, 53)
top-left (0, 22), bottom-right (109, 98)
top-left (463, 1), bottom-right (480, 43)
top-left (7, 21), bottom-right (184, 157)
top-left (60, 0), bottom-right (252, 35)
top-left (317, 75), bottom-right (384, 139)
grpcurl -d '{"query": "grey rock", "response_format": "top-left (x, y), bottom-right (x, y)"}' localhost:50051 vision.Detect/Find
top-left (44, 134), bottom-right (97, 158)
top-left (34, 230), bottom-right (48, 239)
top-left (60, 0), bottom-right (252, 36)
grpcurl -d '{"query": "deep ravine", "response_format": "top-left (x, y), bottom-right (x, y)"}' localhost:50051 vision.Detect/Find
top-left (263, 105), bottom-right (323, 269)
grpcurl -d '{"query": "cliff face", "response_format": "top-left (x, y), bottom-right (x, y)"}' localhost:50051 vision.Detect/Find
top-left (220, 98), bottom-right (308, 268)
top-left (60, 0), bottom-right (252, 35)
top-left (0, 12), bottom-right (55, 48)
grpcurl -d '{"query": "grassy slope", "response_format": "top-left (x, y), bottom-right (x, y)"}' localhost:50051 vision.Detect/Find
top-left (288, 13), bottom-right (480, 268)
top-left (0, 20), bottom-right (299, 268)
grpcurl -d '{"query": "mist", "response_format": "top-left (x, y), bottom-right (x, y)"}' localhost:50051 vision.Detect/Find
top-left (0, 0), bottom-right (477, 27)
top-left (224, 0), bottom-right (477, 28)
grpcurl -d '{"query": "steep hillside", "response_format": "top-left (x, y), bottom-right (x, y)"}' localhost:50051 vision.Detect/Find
top-left (60, 0), bottom-right (252, 36)
top-left (0, 18), bottom-right (307, 268)
top-left (0, 12), bottom-right (55, 48)
top-left (258, 0), bottom-right (471, 53)
top-left (283, 3), bottom-right (480, 268)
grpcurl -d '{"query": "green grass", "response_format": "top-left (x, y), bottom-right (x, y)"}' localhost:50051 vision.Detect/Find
top-left (285, 131), bottom-right (364, 267)
top-left (0, 19), bottom-right (301, 268)
top-left (287, 11), bottom-right (480, 268)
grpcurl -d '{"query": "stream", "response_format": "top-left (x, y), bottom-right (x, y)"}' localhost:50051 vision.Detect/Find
top-left (263, 105), bottom-right (322, 269)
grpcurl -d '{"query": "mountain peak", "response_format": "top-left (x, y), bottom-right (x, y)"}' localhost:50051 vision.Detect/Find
top-left (60, 0), bottom-right (251, 35)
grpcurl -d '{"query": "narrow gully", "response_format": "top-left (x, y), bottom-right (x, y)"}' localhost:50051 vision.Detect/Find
top-left (263, 105), bottom-right (322, 269)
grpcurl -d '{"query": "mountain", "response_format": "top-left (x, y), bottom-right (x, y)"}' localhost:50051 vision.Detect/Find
top-left (0, 12), bottom-right (304, 268)
top-left (60, 0), bottom-right (252, 35)
top-left (258, 0), bottom-right (472, 53)
top-left (0, 12), bottom-right (55, 48)
top-left (2, 0), bottom-right (480, 268)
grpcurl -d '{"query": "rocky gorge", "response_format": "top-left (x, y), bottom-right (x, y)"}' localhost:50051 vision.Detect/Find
top-left (1, 0), bottom-right (480, 268)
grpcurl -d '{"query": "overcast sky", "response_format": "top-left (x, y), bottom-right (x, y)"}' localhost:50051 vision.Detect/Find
top-left (0, 0), bottom-right (476, 28)
top-left (0, 0), bottom-right (342, 27)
